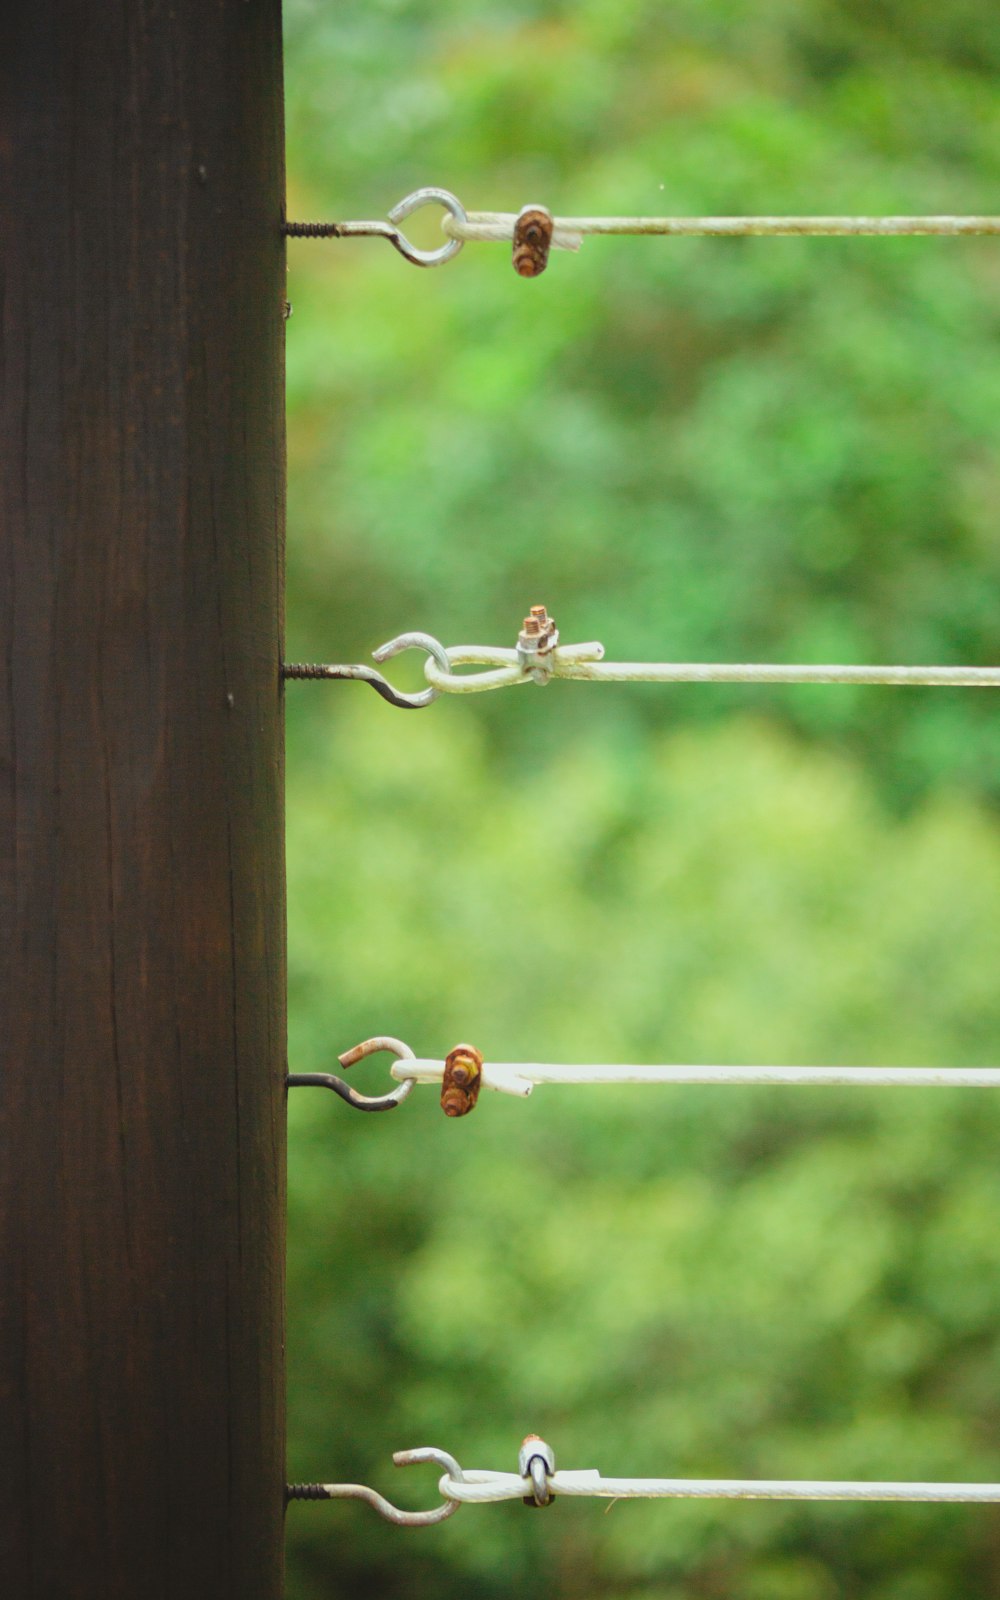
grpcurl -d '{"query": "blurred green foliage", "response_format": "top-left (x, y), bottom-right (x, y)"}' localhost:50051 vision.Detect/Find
top-left (282, 4), bottom-right (1000, 1596)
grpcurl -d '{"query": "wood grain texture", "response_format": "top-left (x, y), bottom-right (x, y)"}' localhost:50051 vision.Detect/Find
top-left (0, 5), bottom-right (287, 1595)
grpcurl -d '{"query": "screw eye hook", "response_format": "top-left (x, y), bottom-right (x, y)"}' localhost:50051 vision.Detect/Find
top-left (282, 631), bottom-right (450, 709)
top-left (288, 1447), bottom-right (464, 1527)
top-left (287, 1035), bottom-right (416, 1113)
top-left (386, 187), bottom-right (467, 267)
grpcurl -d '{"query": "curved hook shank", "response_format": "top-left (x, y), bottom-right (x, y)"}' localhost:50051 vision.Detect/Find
top-left (288, 1446), bottom-right (465, 1527)
top-left (283, 631), bottom-right (452, 709)
top-left (287, 1480), bottom-right (458, 1528)
top-left (282, 660), bottom-right (433, 710)
top-left (288, 1036), bottom-right (416, 1112)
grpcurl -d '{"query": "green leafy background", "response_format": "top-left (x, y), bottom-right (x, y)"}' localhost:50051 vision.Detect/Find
top-left (283, 5), bottom-right (1000, 1595)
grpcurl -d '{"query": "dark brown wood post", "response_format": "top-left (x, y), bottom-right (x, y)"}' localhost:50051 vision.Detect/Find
top-left (0, 6), bottom-right (287, 1596)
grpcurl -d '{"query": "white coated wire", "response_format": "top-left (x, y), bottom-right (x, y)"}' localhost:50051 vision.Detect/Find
top-left (440, 1467), bottom-right (1000, 1506)
top-left (421, 643), bottom-right (1000, 696)
top-left (392, 1059), bottom-right (1000, 1100)
top-left (443, 210), bottom-right (1000, 249)
top-left (290, 1446), bottom-right (1000, 1525)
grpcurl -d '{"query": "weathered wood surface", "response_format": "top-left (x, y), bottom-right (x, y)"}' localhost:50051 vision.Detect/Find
top-left (0, 6), bottom-right (287, 1595)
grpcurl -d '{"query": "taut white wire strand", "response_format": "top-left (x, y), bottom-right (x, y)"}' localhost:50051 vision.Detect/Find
top-left (421, 644), bottom-right (1000, 696)
top-left (286, 191), bottom-right (1000, 271)
top-left (295, 616), bottom-right (1000, 711)
top-left (392, 1058), bottom-right (1000, 1100)
top-left (290, 1442), bottom-right (1000, 1524)
top-left (444, 209), bottom-right (1000, 248)
top-left (440, 1467), bottom-right (1000, 1507)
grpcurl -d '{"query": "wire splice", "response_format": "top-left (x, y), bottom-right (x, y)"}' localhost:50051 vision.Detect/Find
top-left (419, 606), bottom-right (1000, 695)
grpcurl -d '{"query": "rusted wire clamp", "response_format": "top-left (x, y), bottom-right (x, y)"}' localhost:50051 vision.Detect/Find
top-left (516, 604), bottom-right (560, 681)
top-left (440, 1045), bottom-right (484, 1118)
top-left (512, 206), bottom-right (554, 276)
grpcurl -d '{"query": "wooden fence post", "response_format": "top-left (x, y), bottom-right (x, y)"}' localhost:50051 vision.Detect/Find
top-left (0, 5), bottom-right (287, 1595)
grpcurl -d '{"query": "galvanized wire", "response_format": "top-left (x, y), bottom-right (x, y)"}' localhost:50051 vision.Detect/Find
top-left (290, 1442), bottom-right (1000, 1525)
top-left (285, 187), bottom-right (1000, 270)
top-left (440, 1466), bottom-right (1000, 1507)
top-left (444, 209), bottom-right (1000, 247)
top-left (421, 643), bottom-right (1000, 695)
top-left (304, 1039), bottom-right (1000, 1112)
top-left (394, 1057), bottom-right (1000, 1101)
top-left (283, 615), bottom-right (1000, 709)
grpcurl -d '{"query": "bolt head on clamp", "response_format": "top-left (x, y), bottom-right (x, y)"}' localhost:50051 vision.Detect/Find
top-left (440, 1044), bottom-right (484, 1118)
top-left (517, 605), bottom-right (559, 683)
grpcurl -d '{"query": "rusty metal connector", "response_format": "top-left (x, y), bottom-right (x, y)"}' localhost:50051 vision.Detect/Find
top-left (518, 604), bottom-right (558, 651)
top-left (516, 605), bottom-right (560, 682)
top-left (512, 206), bottom-right (554, 276)
top-left (440, 1044), bottom-right (484, 1118)
top-left (519, 1436), bottom-right (556, 1508)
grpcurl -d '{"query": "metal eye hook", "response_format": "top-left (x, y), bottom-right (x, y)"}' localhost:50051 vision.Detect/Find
top-left (371, 630), bottom-right (453, 707)
top-left (288, 1446), bottom-right (464, 1527)
top-left (386, 187), bottom-right (467, 267)
top-left (287, 1035), bottom-right (417, 1113)
top-left (285, 188), bottom-right (467, 268)
top-left (283, 630), bottom-right (451, 709)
